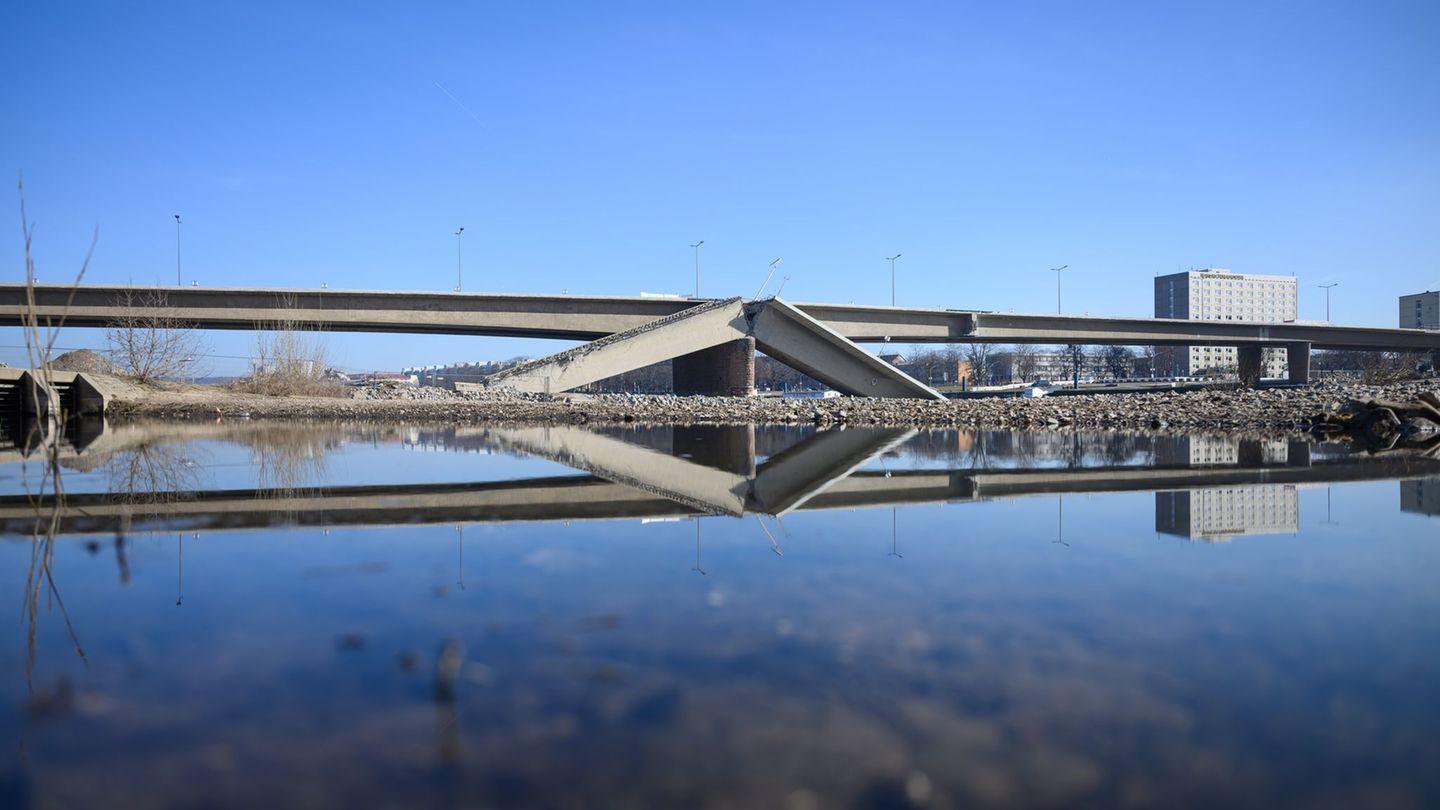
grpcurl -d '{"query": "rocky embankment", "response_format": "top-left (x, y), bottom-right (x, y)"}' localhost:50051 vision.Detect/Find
top-left (104, 379), bottom-right (1440, 434)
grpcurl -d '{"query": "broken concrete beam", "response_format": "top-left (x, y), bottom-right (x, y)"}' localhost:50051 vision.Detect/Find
top-left (751, 298), bottom-right (945, 400)
top-left (484, 298), bottom-right (750, 395)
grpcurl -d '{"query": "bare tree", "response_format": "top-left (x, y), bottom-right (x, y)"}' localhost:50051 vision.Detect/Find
top-left (103, 440), bottom-right (204, 510)
top-left (1011, 345), bottom-right (1038, 383)
top-left (235, 294), bottom-right (343, 396)
top-left (1358, 351), bottom-right (1424, 384)
top-left (1136, 345), bottom-right (1157, 378)
top-left (964, 343), bottom-right (998, 385)
top-left (1064, 344), bottom-right (1086, 385)
top-left (105, 290), bottom-right (205, 382)
top-left (1102, 345), bottom-right (1134, 381)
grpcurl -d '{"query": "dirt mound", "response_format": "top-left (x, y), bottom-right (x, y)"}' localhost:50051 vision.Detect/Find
top-left (52, 349), bottom-right (119, 374)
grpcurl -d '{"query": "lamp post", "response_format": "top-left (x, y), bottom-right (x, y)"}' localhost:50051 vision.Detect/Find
top-left (454, 228), bottom-right (465, 291)
top-left (174, 214), bottom-right (182, 285)
top-left (1317, 282), bottom-right (1338, 322)
top-left (754, 258), bottom-right (782, 300)
top-left (1050, 265), bottom-right (1068, 314)
top-left (886, 254), bottom-right (902, 306)
top-left (690, 240), bottom-right (704, 298)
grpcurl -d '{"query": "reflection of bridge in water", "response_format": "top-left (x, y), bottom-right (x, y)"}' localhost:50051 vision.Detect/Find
top-left (3, 423), bottom-right (1439, 537)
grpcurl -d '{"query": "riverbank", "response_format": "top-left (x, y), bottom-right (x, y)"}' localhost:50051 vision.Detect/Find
top-left (101, 378), bottom-right (1440, 432)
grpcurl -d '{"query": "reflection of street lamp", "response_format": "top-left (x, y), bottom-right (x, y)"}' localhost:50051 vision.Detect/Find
top-left (1053, 496), bottom-right (1069, 546)
top-left (1322, 487), bottom-right (1340, 526)
top-left (692, 520), bottom-right (706, 575)
top-left (887, 508), bottom-right (902, 558)
top-left (176, 533), bottom-right (184, 605)
top-left (756, 514), bottom-right (783, 557)
top-left (456, 525), bottom-right (465, 590)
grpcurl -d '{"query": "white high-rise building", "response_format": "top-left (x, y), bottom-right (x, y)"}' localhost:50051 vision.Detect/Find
top-left (1153, 268), bottom-right (1298, 377)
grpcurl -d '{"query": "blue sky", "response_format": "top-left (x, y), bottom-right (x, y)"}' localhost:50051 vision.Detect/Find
top-left (4, 0), bottom-right (1438, 373)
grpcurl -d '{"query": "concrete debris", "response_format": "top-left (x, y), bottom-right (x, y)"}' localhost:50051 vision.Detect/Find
top-left (104, 380), bottom-right (1440, 435)
top-left (51, 349), bottom-right (120, 374)
top-left (350, 383), bottom-right (551, 402)
top-left (1306, 390), bottom-right (1440, 450)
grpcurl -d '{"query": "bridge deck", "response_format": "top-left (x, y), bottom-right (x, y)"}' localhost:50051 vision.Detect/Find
top-left (3, 284), bottom-right (1438, 351)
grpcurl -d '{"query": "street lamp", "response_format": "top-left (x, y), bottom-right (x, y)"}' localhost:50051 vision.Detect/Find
top-left (754, 258), bottom-right (782, 300)
top-left (174, 214), bottom-right (182, 285)
top-left (886, 254), bottom-right (902, 306)
top-left (690, 240), bottom-right (704, 298)
top-left (1050, 265), bottom-right (1068, 314)
top-left (454, 228), bottom-right (465, 291)
top-left (1317, 282), bottom-right (1338, 322)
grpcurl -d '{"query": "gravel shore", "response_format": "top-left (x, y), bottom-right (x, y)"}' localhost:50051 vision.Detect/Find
top-left (104, 379), bottom-right (1440, 432)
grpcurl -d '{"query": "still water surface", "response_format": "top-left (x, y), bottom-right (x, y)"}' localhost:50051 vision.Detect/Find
top-left (2, 421), bottom-right (1439, 809)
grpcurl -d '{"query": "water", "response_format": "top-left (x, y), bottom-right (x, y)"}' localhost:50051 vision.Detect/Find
top-left (3, 421), bottom-right (1439, 809)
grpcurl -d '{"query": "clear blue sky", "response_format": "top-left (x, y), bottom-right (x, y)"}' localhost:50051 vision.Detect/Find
top-left (4, 0), bottom-right (1438, 373)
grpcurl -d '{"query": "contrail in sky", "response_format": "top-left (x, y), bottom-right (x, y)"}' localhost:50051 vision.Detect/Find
top-left (434, 82), bottom-right (481, 123)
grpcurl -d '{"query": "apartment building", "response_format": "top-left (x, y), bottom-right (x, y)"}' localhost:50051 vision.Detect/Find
top-left (1399, 291), bottom-right (1439, 330)
top-left (984, 350), bottom-right (1075, 384)
top-left (1153, 268), bottom-right (1297, 377)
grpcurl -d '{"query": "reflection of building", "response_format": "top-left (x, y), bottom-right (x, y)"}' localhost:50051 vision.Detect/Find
top-left (1399, 291), bottom-right (1439, 330)
top-left (1156, 436), bottom-right (1239, 466)
top-left (1153, 436), bottom-right (1302, 467)
top-left (1155, 485), bottom-right (1300, 542)
top-left (1154, 268), bottom-right (1297, 377)
top-left (1400, 479), bottom-right (1440, 517)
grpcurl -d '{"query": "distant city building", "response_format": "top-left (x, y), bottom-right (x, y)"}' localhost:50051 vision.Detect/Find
top-left (1155, 485), bottom-right (1300, 542)
top-left (1400, 479), bottom-right (1440, 517)
top-left (1153, 268), bottom-right (1298, 377)
top-left (985, 348), bottom-right (1144, 384)
top-left (347, 371), bottom-right (417, 386)
top-left (985, 350), bottom-right (1074, 384)
top-left (403, 360), bottom-right (529, 388)
top-left (890, 355), bottom-right (972, 385)
top-left (1399, 291), bottom-right (1439, 330)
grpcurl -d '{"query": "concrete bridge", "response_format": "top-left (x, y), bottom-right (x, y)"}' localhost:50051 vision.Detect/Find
top-left (4, 423), bottom-right (1438, 537)
top-left (6, 283), bottom-right (1439, 396)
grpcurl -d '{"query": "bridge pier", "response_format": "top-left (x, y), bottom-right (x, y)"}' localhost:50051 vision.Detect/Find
top-left (1237, 345), bottom-right (1264, 387)
top-left (673, 425), bottom-right (756, 476)
top-left (1285, 341), bottom-right (1311, 384)
top-left (673, 337), bottom-right (756, 397)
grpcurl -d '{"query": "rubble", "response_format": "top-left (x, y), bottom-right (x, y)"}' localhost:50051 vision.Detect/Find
top-left (105, 379), bottom-right (1440, 435)
top-left (1305, 390), bottom-right (1440, 451)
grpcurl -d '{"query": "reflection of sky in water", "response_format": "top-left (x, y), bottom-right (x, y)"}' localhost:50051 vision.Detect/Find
top-left (3, 424), bottom-right (1439, 809)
